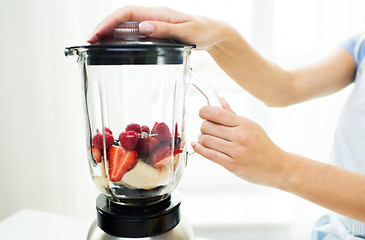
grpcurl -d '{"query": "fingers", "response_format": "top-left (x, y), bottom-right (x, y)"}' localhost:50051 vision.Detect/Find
top-left (200, 120), bottom-right (233, 141)
top-left (138, 20), bottom-right (189, 43)
top-left (191, 141), bottom-right (232, 166)
top-left (198, 133), bottom-right (233, 157)
top-left (199, 105), bottom-right (239, 127)
top-left (87, 6), bottom-right (192, 43)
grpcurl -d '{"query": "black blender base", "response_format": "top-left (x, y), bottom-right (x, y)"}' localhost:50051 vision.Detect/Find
top-left (87, 191), bottom-right (194, 240)
top-left (87, 215), bottom-right (194, 240)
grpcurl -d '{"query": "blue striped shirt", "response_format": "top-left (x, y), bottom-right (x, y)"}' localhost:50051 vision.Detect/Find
top-left (313, 33), bottom-right (365, 239)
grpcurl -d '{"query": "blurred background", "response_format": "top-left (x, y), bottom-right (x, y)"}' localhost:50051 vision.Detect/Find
top-left (0, 0), bottom-right (364, 239)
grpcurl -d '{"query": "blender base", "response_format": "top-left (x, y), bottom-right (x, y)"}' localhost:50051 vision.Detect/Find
top-left (87, 192), bottom-right (194, 240)
top-left (87, 214), bottom-right (194, 240)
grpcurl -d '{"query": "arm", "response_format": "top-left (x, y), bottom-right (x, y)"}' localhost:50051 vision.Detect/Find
top-left (208, 33), bottom-right (356, 106)
top-left (194, 104), bottom-right (365, 223)
top-left (88, 6), bottom-right (356, 107)
top-left (285, 153), bottom-right (365, 223)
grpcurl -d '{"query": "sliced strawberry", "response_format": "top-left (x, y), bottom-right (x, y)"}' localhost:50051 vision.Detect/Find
top-left (153, 156), bottom-right (171, 168)
top-left (119, 131), bottom-right (138, 151)
top-left (173, 149), bottom-right (183, 155)
top-left (125, 123), bottom-right (142, 133)
top-left (151, 143), bottom-right (183, 168)
top-left (137, 134), bottom-right (159, 155)
top-left (173, 123), bottom-right (180, 146)
top-left (150, 143), bottom-right (171, 167)
top-left (90, 146), bottom-right (102, 163)
top-left (151, 122), bottom-right (171, 143)
top-left (154, 150), bottom-right (182, 168)
top-left (108, 145), bottom-right (137, 182)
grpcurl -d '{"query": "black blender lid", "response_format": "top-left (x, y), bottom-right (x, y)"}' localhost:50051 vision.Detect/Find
top-left (65, 22), bottom-right (195, 65)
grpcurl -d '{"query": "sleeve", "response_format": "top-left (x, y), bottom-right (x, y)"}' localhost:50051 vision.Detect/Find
top-left (340, 32), bottom-right (365, 67)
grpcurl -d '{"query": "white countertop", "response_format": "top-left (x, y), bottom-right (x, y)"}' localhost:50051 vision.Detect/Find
top-left (0, 208), bottom-right (209, 240)
top-left (0, 209), bottom-right (92, 240)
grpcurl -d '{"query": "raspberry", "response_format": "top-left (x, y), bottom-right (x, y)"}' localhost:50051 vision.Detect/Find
top-left (105, 132), bottom-right (114, 149)
top-left (151, 122), bottom-right (170, 143)
top-left (119, 131), bottom-right (139, 151)
top-left (92, 133), bottom-right (103, 150)
top-left (141, 125), bottom-right (150, 134)
top-left (92, 129), bottom-right (114, 150)
top-left (105, 127), bottom-right (113, 135)
top-left (125, 123), bottom-right (142, 133)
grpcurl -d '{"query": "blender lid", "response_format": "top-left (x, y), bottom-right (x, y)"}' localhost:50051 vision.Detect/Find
top-left (65, 22), bottom-right (195, 65)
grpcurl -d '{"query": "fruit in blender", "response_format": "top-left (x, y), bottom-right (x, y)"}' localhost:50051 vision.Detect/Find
top-left (91, 146), bottom-right (102, 163)
top-left (119, 131), bottom-right (139, 151)
top-left (141, 125), bottom-right (150, 134)
top-left (105, 127), bottom-right (113, 135)
top-left (151, 142), bottom-right (182, 168)
top-left (92, 128), bottom-right (114, 150)
top-left (151, 122), bottom-right (171, 143)
top-left (136, 134), bottom-right (160, 155)
top-left (122, 160), bottom-right (170, 189)
top-left (125, 123), bottom-right (142, 133)
top-left (92, 122), bottom-right (182, 186)
top-left (108, 145), bottom-right (138, 182)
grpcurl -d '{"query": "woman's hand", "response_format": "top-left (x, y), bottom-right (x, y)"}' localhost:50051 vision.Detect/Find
top-left (87, 6), bottom-right (232, 50)
top-left (193, 99), bottom-right (365, 222)
top-left (192, 99), bottom-right (290, 188)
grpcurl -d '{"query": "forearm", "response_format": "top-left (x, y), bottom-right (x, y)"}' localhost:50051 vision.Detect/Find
top-left (207, 27), bottom-right (294, 107)
top-left (207, 26), bottom-right (355, 107)
top-left (280, 152), bottom-right (365, 223)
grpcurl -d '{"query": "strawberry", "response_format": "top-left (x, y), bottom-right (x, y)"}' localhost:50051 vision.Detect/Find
top-left (137, 134), bottom-right (159, 155)
top-left (92, 128), bottom-right (114, 150)
top-left (171, 123), bottom-right (181, 150)
top-left (119, 131), bottom-right (138, 151)
top-left (108, 145), bottom-right (137, 182)
top-left (170, 136), bottom-right (181, 150)
top-left (151, 143), bottom-right (183, 168)
top-left (151, 122), bottom-right (170, 143)
top-left (90, 146), bottom-right (102, 163)
top-left (150, 142), bottom-right (172, 168)
top-left (125, 123), bottom-right (142, 133)
top-left (141, 125), bottom-right (150, 134)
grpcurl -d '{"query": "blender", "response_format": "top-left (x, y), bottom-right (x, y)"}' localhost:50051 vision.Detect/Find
top-left (65, 22), bottom-right (222, 239)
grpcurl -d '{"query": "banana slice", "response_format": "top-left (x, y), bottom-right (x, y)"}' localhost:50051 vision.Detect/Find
top-left (122, 159), bottom-right (170, 189)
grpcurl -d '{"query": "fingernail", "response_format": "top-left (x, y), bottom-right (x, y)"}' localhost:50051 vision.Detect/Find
top-left (191, 141), bottom-right (197, 148)
top-left (220, 97), bottom-right (226, 105)
top-left (139, 22), bottom-right (154, 35)
top-left (87, 31), bottom-right (98, 43)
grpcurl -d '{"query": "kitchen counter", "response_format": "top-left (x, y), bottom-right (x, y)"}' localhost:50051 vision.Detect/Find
top-left (0, 208), bottom-right (209, 240)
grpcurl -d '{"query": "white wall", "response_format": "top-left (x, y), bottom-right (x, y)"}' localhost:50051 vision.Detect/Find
top-left (0, 0), bottom-right (113, 220)
top-left (1, 1), bottom-right (365, 240)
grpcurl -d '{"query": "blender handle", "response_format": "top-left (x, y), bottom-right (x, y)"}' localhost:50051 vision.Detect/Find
top-left (191, 69), bottom-right (223, 108)
top-left (188, 68), bottom-right (223, 160)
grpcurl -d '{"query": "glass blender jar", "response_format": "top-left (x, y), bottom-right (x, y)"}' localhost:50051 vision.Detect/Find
top-left (65, 22), bottom-right (221, 239)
